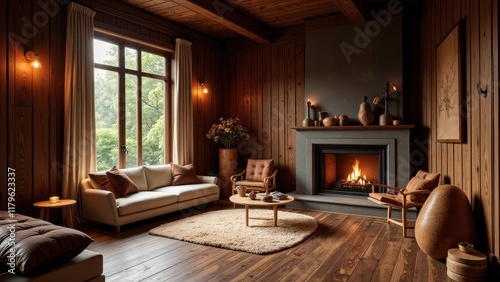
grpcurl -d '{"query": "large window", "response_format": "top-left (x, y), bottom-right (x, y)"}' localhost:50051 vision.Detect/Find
top-left (94, 36), bottom-right (170, 170)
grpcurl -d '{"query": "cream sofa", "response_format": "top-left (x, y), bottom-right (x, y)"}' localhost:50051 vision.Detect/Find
top-left (80, 164), bottom-right (219, 232)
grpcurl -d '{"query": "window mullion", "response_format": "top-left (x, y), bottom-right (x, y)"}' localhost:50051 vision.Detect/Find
top-left (118, 43), bottom-right (126, 168)
top-left (137, 50), bottom-right (143, 165)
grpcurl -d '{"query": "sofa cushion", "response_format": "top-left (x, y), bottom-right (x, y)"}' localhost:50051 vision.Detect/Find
top-left (116, 192), bottom-right (178, 216)
top-left (0, 212), bottom-right (93, 274)
top-left (245, 159), bottom-right (274, 182)
top-left (143, 164), bottom-right (173, 190)
top-left (120, 166), bottom-right (148, 191)
top-left (153, 183), bottom-right (219, 202)
top-left (171, 163), bottom-right (201, 185)
top-left (107, 166), bottom-right (139, 197)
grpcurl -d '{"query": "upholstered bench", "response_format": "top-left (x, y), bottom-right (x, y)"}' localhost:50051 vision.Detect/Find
top-left (0, 212), bottom-right (104, 281)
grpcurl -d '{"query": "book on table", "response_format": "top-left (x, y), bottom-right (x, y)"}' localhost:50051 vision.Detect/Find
top-left (270, 191), bottom-right (288, 200)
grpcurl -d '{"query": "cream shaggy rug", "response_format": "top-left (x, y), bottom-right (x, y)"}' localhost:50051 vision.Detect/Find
top-left (149, 209), bottom-right (317, 254)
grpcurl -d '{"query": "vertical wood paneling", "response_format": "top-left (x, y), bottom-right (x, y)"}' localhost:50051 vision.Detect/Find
top-left (32, 0), bottom-right (50, 207)
top-left (469, 0), bottom-right (481, 217)
top-left (493, 0), bottom-right (499, 258)
top-left (262, 46), bottom-right (272, 159)
top-left (271, 46), bottom-right (280, 175)
top-left (277, 44), bottom-right (286, 186)
top-left (0, 0), bottom-right (8, 212)
top-left (420, 0), bottom-right (499, 258)
top-left (285, 43), bottom-right (296, 190)
top-left (192, 44), bottom-right (223, 176)
top-left (13, 0), bottom-right (34, 216)
top-left (461, 0), bottom-right (472, 200)
top-left (479, 0), bottom-right (493, 252)
top-left (1, 0), bottom-right (68, 217)
top-left (224, 39), bottom-right (305, 191)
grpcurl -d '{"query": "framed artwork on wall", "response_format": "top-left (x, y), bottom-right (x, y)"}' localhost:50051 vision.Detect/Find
top-left (436, 20), bottom-right (464, 143)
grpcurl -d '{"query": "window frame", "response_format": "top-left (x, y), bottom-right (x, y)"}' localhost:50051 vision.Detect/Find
top-left (93, 32), bottom-right (172, 168)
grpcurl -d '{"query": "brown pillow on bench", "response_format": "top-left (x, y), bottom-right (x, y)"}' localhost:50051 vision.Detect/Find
top-left (0, 212), bottom-right (93, 274)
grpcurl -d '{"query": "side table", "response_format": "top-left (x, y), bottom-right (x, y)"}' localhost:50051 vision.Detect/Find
top-left (33, 199), bottom-right (76, 228)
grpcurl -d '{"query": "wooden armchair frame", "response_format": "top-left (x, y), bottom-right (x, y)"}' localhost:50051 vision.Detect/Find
top-left (368, 183), bottom-right (432, 237)
top-left (230, 169), bottom-right (278, 196)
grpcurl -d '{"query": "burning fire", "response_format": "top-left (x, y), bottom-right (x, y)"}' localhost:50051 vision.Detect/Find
top-left (347, 159), bottom-right (368, 185)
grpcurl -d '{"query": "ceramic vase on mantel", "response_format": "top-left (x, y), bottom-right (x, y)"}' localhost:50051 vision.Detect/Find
top-left (219, 148), bottom-right (238, 197)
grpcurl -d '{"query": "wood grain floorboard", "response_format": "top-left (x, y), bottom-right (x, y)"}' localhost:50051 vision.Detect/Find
top-left (77, 200), bottom-right (448, 282)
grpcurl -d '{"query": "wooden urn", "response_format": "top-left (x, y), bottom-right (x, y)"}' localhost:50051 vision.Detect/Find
top-left (415, 185), bottom-right (476, 260)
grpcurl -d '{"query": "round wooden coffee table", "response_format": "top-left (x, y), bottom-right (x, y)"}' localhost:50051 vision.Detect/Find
top-left (229, 194), bottom-right (294, 227)
top-left (33, 199), bottom-right (76, 228)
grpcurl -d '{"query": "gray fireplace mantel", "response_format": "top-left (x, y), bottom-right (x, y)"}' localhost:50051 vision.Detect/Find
top-left (294, 125), bottom-right (414, 195)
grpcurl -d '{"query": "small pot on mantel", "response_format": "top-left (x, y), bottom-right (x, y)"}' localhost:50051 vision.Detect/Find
top-left (379, 114), bottom-right (393, 126)
top-left (338, 115), bottom-right (349, 126)
top-left (323, 117), bottom-right (338, 126)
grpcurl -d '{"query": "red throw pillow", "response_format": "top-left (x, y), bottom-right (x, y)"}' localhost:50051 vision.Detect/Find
top-left (106, 166), bottom-right (139, 197)
top-left (171, 163), bottom-right (201, 185)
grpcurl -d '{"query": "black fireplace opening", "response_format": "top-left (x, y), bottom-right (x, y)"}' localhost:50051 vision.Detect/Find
top-left (315, 145), bottom-right (387, 196)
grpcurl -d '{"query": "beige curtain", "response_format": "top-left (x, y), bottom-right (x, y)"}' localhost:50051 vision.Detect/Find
top-left (173, 38), bottom-right (194, 165)
top-left (62, 3), bottom-right (96, 222)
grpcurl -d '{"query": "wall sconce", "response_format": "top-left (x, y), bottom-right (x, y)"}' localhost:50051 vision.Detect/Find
top-left (200, 83), bottom-right (208, 94)
top-left (373, 81), bottom-right (398, 125)
top-left (25, 50), bottom-right (41, 69)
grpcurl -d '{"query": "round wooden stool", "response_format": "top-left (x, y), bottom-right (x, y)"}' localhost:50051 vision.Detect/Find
top-left (447, 248), bottom-right (487, 282)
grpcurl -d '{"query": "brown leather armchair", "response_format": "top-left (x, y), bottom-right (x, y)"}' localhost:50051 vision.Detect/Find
top-left (367, 170), bottom-right (440, 237)
top-left (230, 159), bottom-right (278, 196)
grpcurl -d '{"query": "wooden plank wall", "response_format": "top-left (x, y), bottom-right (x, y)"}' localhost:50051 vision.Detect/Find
top-left (0, 0), bottom-right (66, 217)
top-left (192, 44), bottom-right (224, 176)
top-left (420, 0), bottom-right (499, 258)
top-left (222, 38), bottom-right (305, 191)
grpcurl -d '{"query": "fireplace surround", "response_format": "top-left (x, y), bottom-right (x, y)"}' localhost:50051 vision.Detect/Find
top-left (293, 125), bottom-right (414, 199)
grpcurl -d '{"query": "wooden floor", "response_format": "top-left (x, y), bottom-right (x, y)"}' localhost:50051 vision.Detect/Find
top-left (77, 200), bottom-right (448, 282)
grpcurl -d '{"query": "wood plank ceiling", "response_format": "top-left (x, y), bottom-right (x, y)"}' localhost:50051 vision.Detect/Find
top-left (121, 0), bottom-right (386, 43)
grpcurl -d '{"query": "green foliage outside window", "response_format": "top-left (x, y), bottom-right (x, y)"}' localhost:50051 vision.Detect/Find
top-left (94, 39), bottom-right (166, 170)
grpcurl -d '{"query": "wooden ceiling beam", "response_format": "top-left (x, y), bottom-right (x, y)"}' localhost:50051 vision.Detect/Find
top-left (333, 0), bottom-right (366, 24)
top-left (171, 0), bottom-right (272, 43)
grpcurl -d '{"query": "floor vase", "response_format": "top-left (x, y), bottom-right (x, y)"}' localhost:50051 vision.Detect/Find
top-left (219, 148), bottom-right (238, 197)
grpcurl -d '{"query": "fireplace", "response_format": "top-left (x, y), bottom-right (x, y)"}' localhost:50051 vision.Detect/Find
top-left (294, 125), bottom-right (413, 197)
top-left (291, 125), bottom-right (414, 216)
top-left (316, 145), bottom-right (387, 196)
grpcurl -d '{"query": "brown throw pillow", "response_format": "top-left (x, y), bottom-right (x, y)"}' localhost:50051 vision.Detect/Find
top-left (171, 163), bottom-right (201, 185)
top-left (88, 172), bottom-right (118, 197)
top-left (416, 170), bottom-right (441, 189)
top-left (0, 212), bottom-right (94, 274)
top-left (106, 166), bottom-right (139, 197)
top-left (400, 176), bottom-right (434, 203)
